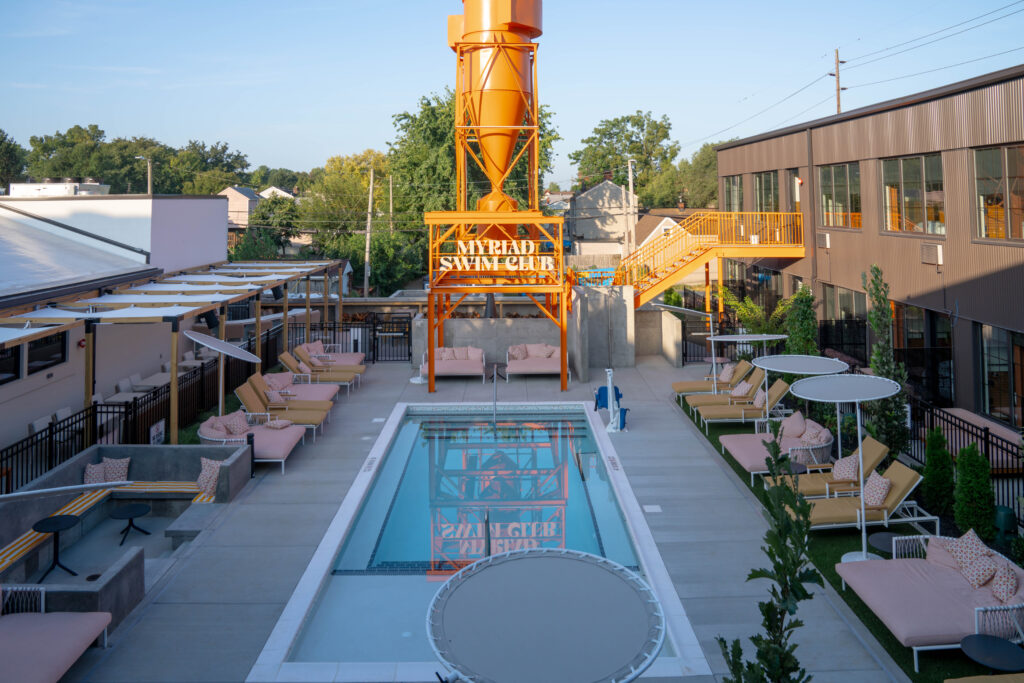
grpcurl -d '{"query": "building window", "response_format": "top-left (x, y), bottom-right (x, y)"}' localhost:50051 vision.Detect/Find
top-left (975, 145), bottom-right (1024, 240)
top-left (821, 283), bottom-right (866, 320)
top-left (882, 154), bottom-right (944, 234)
top-left (754, 171), bottom-right (778, 212)
top-left (723, 175), bottom-right (743, 212)
top-left (893, 304), bottom-right (954, 405)
top-left (818, 163), bottom-right (861, 228)
top-left (791, 275), bottom-right (804, 293)
top-left (0, 346), bottom-right (19, 386)
top-left (27, 332), bottom-right (67, 375)
top-left (977, 324), bottom-right (1024, 426)
top-left (787, 168), bottom-right (801, 213)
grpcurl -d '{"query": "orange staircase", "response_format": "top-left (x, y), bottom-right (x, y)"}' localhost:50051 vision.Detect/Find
top-left (614, 211), bottom-right (805, 307)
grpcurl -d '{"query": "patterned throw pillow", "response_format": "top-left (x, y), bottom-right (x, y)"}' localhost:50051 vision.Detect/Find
top-left (831, 454), bottom-right (859, 481)
top-left (102, 457), bottom-right (130, 483)
top-left (963, 555), bottom-right (998, 589)
top-left (542, 345), bottom-right (557, 358)
top-left (945, 529), bottom-right (993, 570)
top-left (309, 340), bottom-right (325, 355)
top-left (221, 410), bottom-right (250, 435)
top-left (265, 389), bottom-right (286, 404)
top-left (508, 344), bottom-right (526, 361)
top-left (453, 347), bottom-right (469, 361)
top-left (862, 471), bottom-right (891, 507)
top-left (779, 411), bottom-right (805, 439)
top-left (992, 562), bottom-right (1019, 602)
top-left (265, 373), bottom-right (293, 390)
top-left (753, 389), bottom-right (767, 409)
top-left (719, 363), bottom-right (736, 382)
top-left (196, 457), bottom-right (220, 498)
top-left (84, 462), bottom-right (105, 485)
top-left (298, 361), bottom-right (313, 374)
top-left (467, 347), bottom-right (484, 362)
top-left (730, 381), bottom-right (751, 398)
top-left (264, 419), bottom-right (293, 430)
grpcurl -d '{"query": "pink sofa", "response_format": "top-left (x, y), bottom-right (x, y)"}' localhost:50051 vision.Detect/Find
top-left (505, 343), bottom-right (569, 382)
top-left (720, 416), bottom-right (833, 484)
top-left (198, 410), bottom-right (306, 473)
top-left (0, 586), bottom-right (110, 683)
top-left (837, 535), bottom-right (1024, 672)
top-left (421, 347), bottom-right (486, 382)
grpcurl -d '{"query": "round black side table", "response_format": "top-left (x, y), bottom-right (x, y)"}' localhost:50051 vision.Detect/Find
top-left (32, 514), bottom-right (80, 583)
top-left (109, 503), bottom-right (152, 546)
top-left (868, 531), bottom-right (900, 556)
top-left (961, 634), bottom-right (1024, 673)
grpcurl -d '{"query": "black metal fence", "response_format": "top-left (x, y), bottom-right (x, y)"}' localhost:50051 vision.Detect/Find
top-left (818, 319), bottom-right (868, 367)
top-left (906, 395), bottom-right (1024, 522)
top-left (0, 326), bottom-right (284, 493)
top-left (288, 313), bottom-right (412, 363)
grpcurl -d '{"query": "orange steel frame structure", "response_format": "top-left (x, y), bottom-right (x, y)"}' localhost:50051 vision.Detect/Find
top-left (425, 8), bottom-right (569, 393)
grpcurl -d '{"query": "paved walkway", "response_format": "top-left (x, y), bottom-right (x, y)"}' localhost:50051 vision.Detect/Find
top-left (67, 357), bottom-right (908, 683)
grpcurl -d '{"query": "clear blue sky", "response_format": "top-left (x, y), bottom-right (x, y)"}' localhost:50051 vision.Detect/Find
top-left (2, 0), bottom-right (1022, 187)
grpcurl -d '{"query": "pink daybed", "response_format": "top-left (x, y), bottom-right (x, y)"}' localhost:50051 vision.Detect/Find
top-left (198, 410), bottom-right (306, 473)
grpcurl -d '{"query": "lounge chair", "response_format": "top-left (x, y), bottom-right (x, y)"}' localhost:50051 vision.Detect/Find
top-left (672, 360), bottom-right (752, 397)
top-left (245, 374), bottom-right (334, 416)
top-left (234, 383), bottom-right (328, 441)
top-left (279, 352), bottom-right (357, 392)
top-left (129, 373), bottom-right (155, 391)
top-left (685, 368), bottom-right (766, 414)
top-left (720, 414), bottom-right (835, 485)
top-left (698, 379), bottom-right (790, 431)
top-left (293, 346), bottom-right (365, 382)
top-left (806, 461), bottom-right (939, 533)
top-left (253, 373), bottom-right (339, 403)
top-left (769, 435), bottom-right (887, 497)
top-left (302, 339), bottom-right (365, 366)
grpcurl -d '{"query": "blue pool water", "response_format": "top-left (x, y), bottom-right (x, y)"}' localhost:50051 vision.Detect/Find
top-left (291, 407), bottom-right (641, 662)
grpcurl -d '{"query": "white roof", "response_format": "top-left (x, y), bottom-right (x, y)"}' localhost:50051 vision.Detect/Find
top-left (12, 305), bottom-right (204, 321)
top-left (790, 374), bottom-right (901, 404)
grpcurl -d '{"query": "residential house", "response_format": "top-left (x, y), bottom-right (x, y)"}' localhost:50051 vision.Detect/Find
top-left (219, 185), bottom-right (261, 230)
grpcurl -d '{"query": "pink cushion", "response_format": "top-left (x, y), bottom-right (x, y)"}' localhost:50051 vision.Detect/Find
top-left (198, 416), bottom-right (230, 440)
top-left (508, 344), bottom-right (527, 361)
top-left (467, 347), bottom-right (484, 362)
top-left (946, 529), bottom-right (992, 570)
top-left (963, 555), bottom-right (998, 589)
top-left (425, 360), bottom-right (484, 376)
top-left (440, 348), bottom-right (456, 361)
top-left (309, 356), bottom-right (325, 367)
top-left (102, 457), bottom-right (130, 483)
top-left (730, 381), bottom-right (751, 398)
top-left (284, 384), bottom-right (338, 401)
top-left (309, 340), bottom-right (325, 354)
top-left (264, 373), bottom-right (293, 390)
top-left (452, 347), bottom-right (469, 361)
top-left (832, 454), bottom-right (858, 481)
top-left (0, 611), bottom-right (112, 683)
top-left (196, 457), bottom-right (219, 497)
top-left (221, 410), bottom-right (250, 435)
top-left (779, 411), bottom-right (806, 439)
top-left (992, 561), bottom-right (1019, 602)
top-left (720, 433), bottom-right (776, 474)
top-left (264, 419), bottom-right (293, 429)
top-left (328, 352), bottom-right (364, 365)
top-left (718, 363), bottom-right (735, 382)
top-left (507, 357), bottom-right (560, 373)
top-left (84, 463), bottom-right (105, 485)
top-left (251, 424), bottom-right (305, 460)
top-left (525, 343), bottom-right (549, 358)
top-left (863, 471), bottom-right (891, 507)
top-left (265, 389), bottom-right (285, 404)
top-left (752, 389), bottom-right (767, 409)
top-left (926, 537), bottom-right (961, 571)
top-left (298, 361), bottom-right (313, 374)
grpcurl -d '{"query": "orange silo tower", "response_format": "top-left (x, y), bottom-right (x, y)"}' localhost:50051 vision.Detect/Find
top-left (424, 0), bottom-right (569, 393)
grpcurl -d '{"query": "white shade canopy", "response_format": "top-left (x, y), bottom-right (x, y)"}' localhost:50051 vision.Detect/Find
top-left (708, 333), bottom-right (788, 343)
top-left (125, 283), bottom-right (259, 293)
top-left (428, 548), bottom-right (664, 683)
top-left (183, 330), bottom-right (261, 363)
top-left (753, 354), bottom-right (849, 376)
top-left (164, 274), bottom-right (283, 284)
top-left (791, 374), bottom-right (901, 404)
top-left (68, 293), bottom-right (241, 306)
top-left (11, 305), bottom-right (203, 321)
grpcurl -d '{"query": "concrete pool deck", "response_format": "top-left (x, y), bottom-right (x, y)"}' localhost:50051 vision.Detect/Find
top-left (63, 357), bottom-right (909, 683)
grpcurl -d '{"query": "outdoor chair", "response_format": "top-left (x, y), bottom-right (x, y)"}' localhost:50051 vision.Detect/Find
top-left (805, 461), bottom-right (938, 533)
top-left (54, 407), bottom-right (73, 421)
top-left (129, 373), bottom-right (154, 391)
top-left (234, 382), bottom-right (327, 441)
top-left (293, 345), bottom-right (365, 381)
top-left (245, 374), bottom-right (334, 416)
top-left (28, 415), bottom-right (52, 436)
top-left (251, 373), bottom-right (339, 403)
top-left (594, 386), bottom-right (623, 411)
top-left (770, 435), bottom-right (888, 497)
top-left (671, 359), bottom-right (752, 397)
top-left (116, 378), bottom-right (133, 393)
top-left (698, 379), bottom-right (790, 431)
top-left (685, 367), bottom-right (766, 414)
top-left (279, 352), bottom-right (357, 390)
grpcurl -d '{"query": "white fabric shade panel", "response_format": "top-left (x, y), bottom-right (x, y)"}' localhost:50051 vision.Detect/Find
top-left (126, 283), bottom-right (259, 293)
top-left (11, 305), bottom-right (205, 321)
top-left (0, 325), bottom-right (74, 346)
top-left (68, 293), bottom-right (242, 306)
top-left (163, 274), bottom-right (284, 284)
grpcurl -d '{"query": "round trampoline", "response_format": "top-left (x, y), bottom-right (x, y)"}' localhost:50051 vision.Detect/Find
top-left (427, 548), bottom-right (665, 683)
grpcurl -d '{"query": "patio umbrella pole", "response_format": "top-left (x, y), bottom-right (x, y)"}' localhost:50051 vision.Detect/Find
top-left (856, 401), bottom-right (868, 559)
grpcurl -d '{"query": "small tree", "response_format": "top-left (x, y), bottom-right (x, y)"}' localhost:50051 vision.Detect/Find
top-left (861, 265), bottom-right (909, 457)
top-left (719, 286), bottom-right (793, 335)
top-left (663, 288), bottom-right (682, 307)
top-left (921, 428), bottom-right (954, 516)
top-left (717, 421), bottom-right (822, 682)
top-left (954, 444), bottom-right (996, 541)
top-left (784, 287), bottom-right (818, 356)
top-left (229, 228), bottom-right (280, 261)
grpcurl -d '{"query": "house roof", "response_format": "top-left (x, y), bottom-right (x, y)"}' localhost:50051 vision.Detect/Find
top-left (634, 208), bottom-right (705, 245)
top-left (219, 185), bottom-right (261, 200)
top-left (259, 186), bottom-right (294, 199)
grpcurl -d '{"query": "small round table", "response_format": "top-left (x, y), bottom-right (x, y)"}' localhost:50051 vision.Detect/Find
top-left (868, 532), bottom-right (900, 556)
top-left (109, 503), bottom-right (151, 546)
top-left (960, 634), bottom-right (1024, 673)
top-left (32, 515), bottom-right (80, 583)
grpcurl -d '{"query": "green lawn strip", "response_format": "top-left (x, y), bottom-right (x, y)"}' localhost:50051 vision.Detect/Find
top-left (676, 397), bottom-right (988, 682)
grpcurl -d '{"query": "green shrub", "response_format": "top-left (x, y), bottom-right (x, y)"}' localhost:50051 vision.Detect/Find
top-left (954, 444), bottom-right (996, 541)
top-left (784, 287), bottom-right (818, 356)
top-left (921, 428), bottom-right (954, 516)
top-left (663, 288), bottom-right (682, 307)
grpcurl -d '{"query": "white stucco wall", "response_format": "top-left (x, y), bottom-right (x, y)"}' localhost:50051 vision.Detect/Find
top-left (151, 197), bottom-right (227, 273)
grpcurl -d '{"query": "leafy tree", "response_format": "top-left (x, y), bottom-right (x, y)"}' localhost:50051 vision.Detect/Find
top-left (861, 265), bottom-right (909, 457)
top-left (720, 286), bottom-right (793, 335)
top-left (248, 195), bottom-right (299, 255)
top-left (26, 124), bottom-right (107, 180)
top-left (640, 165), bottom-right (682, 208)
top-left (172, 140), bottom-right (248, 193)
top-left (315, 229), bottom-right (424, 296)
top-left (921, 428), bottom-right (954, 516)
top-left (718, 421), bottom-right (821, 682)
top-left (229, 228), bottom-right (281, 261)
top-left (678, 141), bottom-right (725, 209)
top-left (953, 443), bottom-right (996, 541)
top-left (250, 165), bottom-right (302, 193)
top-left (99, 136), bottom-right (180, 193)
top-left (0, 129), bottom-right (27, 190)
top-left (546, 181), bottom-right (561, 193)
top-left (784, 287), bottom-right (818, 356)
top-left (569, 110), bottom-right (678, 197)
top-left (183, 170), bottom-right (244, 195)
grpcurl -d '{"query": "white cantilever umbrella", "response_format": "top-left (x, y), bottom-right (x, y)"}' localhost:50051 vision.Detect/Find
top-left (184, 330), bottom-right (261, 416)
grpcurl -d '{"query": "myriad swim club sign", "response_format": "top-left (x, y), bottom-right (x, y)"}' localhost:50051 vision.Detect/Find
top-left (438, 239), bottom-right (557, 273)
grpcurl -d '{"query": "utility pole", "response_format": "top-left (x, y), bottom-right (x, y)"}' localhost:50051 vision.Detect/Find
top-left (626, 159), bottom-right (636, 253)
top-left (829, 49), bottom-right (847, 115)
top-left (388, 175), bottom-right (394, 234)
top-left (363, 168), bottom-right (374, 296)
top-left (135, 155), bottom-right (153, 194)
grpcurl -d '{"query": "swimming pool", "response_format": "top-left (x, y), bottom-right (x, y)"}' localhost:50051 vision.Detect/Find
top-left (250, 403), bottom-right (709, 682)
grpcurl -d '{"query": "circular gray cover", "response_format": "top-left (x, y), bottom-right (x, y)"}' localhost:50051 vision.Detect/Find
top-left (752, 354), bottom-right (848, 375)
top-left (183, 330), bottom-right (261, 363)
top-left (427, 548), bottom-right (664, 683)
top-left (791, 373), bottom-right (901, 404)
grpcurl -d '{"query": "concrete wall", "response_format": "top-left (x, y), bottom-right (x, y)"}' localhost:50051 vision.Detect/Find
top-left (94, 322), bottom-right (176, 400)
top-left (151, 197), bottom-right (227, 273)
top-left (635, 309), bottom-right (683, 368)
top-left (0, 325), bottom-right (87, 447)
top-left (580, 286), bottom-right (635, 369)
top-left (568, 287), bottom-right (588, 382)
top-left (566, 254), bottom-right (620, 270)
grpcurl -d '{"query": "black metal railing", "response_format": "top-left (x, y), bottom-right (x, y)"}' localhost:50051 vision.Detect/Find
top-left (288, 314), bottom-right (412, 363)
top-left (818, 319), bottom-right (868, 367)
top-left (906, 395), bottom-right (1024, 522)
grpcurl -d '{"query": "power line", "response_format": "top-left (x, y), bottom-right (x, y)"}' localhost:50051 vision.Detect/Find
top-left (768, 94), bottom-right (836, 129)
top-left (846, 45), bottom-right (1024, 89)
top-left (845, 6), bottom-right (1024, 71)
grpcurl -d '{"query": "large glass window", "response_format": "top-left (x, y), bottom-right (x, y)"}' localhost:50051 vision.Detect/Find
top-left (882, 154), bottom-right (944, 234)
top-left (0, 346), bottom-right (19, 386)
top-left (976, 145), bottom-right (1024, 240)
top-left (787, 168), bottom-right (801, 213)
top-left (754, 171), bottom-right (778, 212)
top-left (723, 175), bottom-right (743, 212)
top-left (821, 283), bottom-right (865, 320)
top-left (980, 324), bottom-right (1013, 423)
top-left (27, 332), bottom-right (67, 375)
top-left (818, 162), bottom-right (861, 228)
